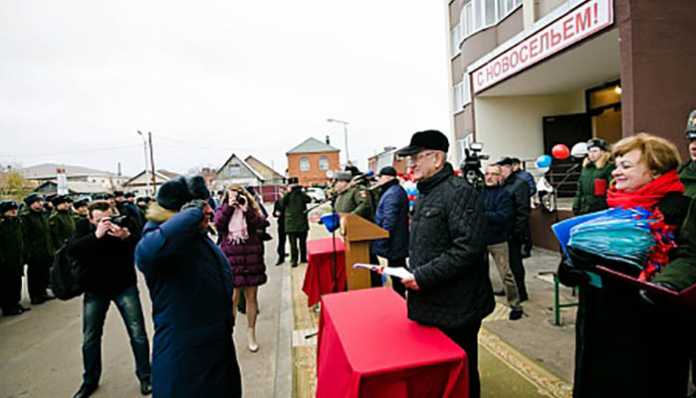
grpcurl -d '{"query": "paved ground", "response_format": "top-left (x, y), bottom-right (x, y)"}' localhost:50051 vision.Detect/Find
top-left (0, 208), bottom-right (291, 398)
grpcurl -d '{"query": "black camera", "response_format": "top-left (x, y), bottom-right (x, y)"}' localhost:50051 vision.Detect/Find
top-left (460, 142), bottom-right (489, 190)
top-left (237, 196), bottom-right (246, 206)
top-left (108, 215), bottom-right (128, 227)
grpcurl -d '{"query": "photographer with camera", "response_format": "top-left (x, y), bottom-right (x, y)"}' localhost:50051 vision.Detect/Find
top-left (66, 200), bottom-right (151, 398)
top-left (214, 184), bottom-right (268, 353)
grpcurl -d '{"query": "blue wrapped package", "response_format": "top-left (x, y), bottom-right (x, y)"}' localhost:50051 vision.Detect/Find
top-left (566, 207), bottom-right (656, 270)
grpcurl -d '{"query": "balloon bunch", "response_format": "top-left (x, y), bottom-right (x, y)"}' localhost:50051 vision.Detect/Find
top-left (535, 144), bottom-right (570, 172)
top-left (400, 167), bottom-right (419, 212)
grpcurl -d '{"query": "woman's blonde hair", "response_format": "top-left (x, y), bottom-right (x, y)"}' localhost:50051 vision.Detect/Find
top-left (583, 149), bottom-right (612, 169)
top-left (612, 132), bottom-right (681, 175)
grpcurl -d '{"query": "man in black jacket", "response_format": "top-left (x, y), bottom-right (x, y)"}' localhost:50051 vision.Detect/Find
top-left (482, 164), bottom-right (523, 320)
top-left (20, 193), bottom-right (55, 304)
top-left (67, 200), bottom-right (151, 398)
top-left (273, 187), bottom-right (287, 265)
top-left (498, 157), bottom-right (531, 302)
top-left (396, 130), bottom-right (494, 398)
top-left (0, 200), bottom-right (29, 316)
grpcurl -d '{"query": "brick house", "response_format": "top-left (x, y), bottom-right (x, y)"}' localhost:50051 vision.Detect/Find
top-left (286, 138), bottom-right (340, 186)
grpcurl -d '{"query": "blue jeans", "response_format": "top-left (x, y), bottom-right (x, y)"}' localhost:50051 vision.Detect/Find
top-left (82, 286), bottom-right (151, 386)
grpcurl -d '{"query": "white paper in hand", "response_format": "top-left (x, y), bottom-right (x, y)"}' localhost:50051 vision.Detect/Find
top-left (353, 263), bottom-right (414, 280)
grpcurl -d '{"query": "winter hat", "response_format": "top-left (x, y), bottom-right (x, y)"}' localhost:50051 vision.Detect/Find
top-left (51, 195), bottom-right (70, 207)
top-left (157, 176), bottom-right (192, 211)
top-left (186, 175), bottom-right (210, 200)
top-left (124, 192), bottom-right (135, 199)
top-left (73, 197), bottom-right (90, 209)
top-left (396, 130), bottom-right (449, 156)
top-left (334, 171), bottom-right (353, 182)
top-left (113, 190), bottom-right (125, 198)
top-left (24, 193), bottom-right (44, 206)
top-left (0, 200), bottom-right (19, 214)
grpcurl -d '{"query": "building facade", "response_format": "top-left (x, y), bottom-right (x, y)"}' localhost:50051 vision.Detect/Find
top-left (446, 0), bottom-right (696, 249)
top-left (286, 138), bottom-right (340, 186)
top-left (446, 0), bottom-right (696, 166)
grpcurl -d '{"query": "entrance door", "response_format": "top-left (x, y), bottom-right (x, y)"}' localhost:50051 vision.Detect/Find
top-left (542, 113), bottom-right (592, 197)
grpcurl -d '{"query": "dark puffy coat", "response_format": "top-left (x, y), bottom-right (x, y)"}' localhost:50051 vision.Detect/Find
top-left (408, 163), bottom-right (495, 329)
top-left (559, 193), bottom-right (694, 398)
top-left (0, 216), bottom-right (24, 275)
top-left (49, 210), bottom-right (75, 251)
top-left (135, 208), bottom-right (242, 398)
top-left (67, 218), bottom-right (137, 296)
top-left (20, 209), bottom-right (54, 264)
top-left (282, 188), bottom-right (310, 233)
top-left (214, 203), bottom-right (268, 287)
top-left (502, 172), bottom-right (530, 239)
top-left (482, 185), bottom-right (514, 245)
top-left (371, 180), bottom-right (409, 260)
top-left (517, 169), bottom-right (536, 196)
top-left (572, 162), bottom-right (614, 215)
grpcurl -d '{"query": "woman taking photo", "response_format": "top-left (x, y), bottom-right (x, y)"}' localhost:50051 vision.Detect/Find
top-left (561, 133), bottom-right (694, 397)
top-left (214, 185), bottom-right (268, 353)
top-left (572, 138), bottom-right (614, 215)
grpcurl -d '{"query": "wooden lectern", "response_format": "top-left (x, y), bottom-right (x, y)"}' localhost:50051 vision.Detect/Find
top-left (340, 214), bottom-right (389, 290)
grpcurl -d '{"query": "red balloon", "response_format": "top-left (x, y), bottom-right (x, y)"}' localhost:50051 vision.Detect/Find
top-left (551, 144), bottom-right (570, 160)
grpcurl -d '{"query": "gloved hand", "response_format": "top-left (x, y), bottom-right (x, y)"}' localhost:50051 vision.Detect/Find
top-left (181, 199), bottom-right (209, 212)
top-left (557, 258), bottom-right (589, 287)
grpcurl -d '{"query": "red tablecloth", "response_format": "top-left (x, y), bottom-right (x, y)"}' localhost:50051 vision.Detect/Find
top-left (317, 288), bottom-right (469, 398)
top-left (302, 237), bottom-right (346, 307)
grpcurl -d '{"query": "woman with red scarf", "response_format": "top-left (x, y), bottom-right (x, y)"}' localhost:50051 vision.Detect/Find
top-left (561, 133), bottom-right (695, 398)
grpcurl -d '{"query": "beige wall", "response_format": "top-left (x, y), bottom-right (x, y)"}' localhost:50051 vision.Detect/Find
top-left (536, 0), bottom-right (568, 21)
top-left (474, 91), bottom-right (585, 163)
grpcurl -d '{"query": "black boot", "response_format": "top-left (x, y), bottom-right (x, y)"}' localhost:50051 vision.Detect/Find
top-left (140, 378), bottom-right (152, 395)
top-left (72, 383), bottom-right (98, 398)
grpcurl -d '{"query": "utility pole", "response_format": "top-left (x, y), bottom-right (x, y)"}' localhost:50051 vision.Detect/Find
top-left (137, 131), bottom-right (151, 195)
top-left (326, 118), bottom-right (350, 165)
top-left (149, 131), bottom-right (157, 195)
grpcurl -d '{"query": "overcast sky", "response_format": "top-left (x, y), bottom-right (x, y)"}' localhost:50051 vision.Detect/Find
top-left (0, 1), bottom-right (451, 177)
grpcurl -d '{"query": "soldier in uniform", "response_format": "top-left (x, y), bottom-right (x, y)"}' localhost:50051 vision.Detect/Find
top-left (679, 109), bottom-right (696, 198)
top-left (0, 200), bottom-right (29, 316)
top-left (20, 193), bottom-right (55, 304)
top-left (72, 197), bottom-right (90, 223)
top-left (333, 172), bottom-right (373, 221)
top-left (49, 195), bottom-right (76, 251)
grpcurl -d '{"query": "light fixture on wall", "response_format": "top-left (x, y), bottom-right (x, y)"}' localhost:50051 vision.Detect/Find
top-left (614, 85), bottom-right (622, 95)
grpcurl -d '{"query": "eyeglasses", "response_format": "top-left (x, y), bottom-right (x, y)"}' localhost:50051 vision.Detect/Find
top-left (408, 151), bottom-right (437, 164)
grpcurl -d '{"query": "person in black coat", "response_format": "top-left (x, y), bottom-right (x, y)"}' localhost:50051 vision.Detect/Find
top-left (0, 200), bottom-right (28, 316)
top-left (498, 157), bottom-right (531, 301)
top-left (135, 176), bottom-right (242, 398)
top-left (395, 130), bottom-right (494, 398)
top-left (560, 133), bottom-right (695, 398)
top-left (20, 193), bottom-right (55, 304)
top-left (67, 200), bottom-right (151, 398)
top-left (371, 166), bottom-right (409, 297)
top-left (273, 187), bottom-right (287, 265)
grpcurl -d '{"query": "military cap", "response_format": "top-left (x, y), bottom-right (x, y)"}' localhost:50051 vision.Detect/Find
top-left (0, 200), bottom-right (19, 213)
top-left (334, 171), bottom-right (353, 182)
top-left (51, 195), bottom-right (70, 206)
top-left (587, 138), bottom-right (609, 151)
top-left (24, 193), bottom-right (44, 206)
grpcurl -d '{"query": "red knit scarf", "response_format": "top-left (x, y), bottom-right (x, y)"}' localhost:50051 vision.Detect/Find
top-left (606, 170), bottom-right (685, 281)
top-left (607, 170), bottom-right (684, 210)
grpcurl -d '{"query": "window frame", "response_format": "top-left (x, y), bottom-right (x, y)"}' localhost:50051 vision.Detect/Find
top-left (318, 156), bottom-right (330, 171)
top-left (299, 157), bottom-right (311, 172)
top-left (458, 0), bottom-right (522, 45)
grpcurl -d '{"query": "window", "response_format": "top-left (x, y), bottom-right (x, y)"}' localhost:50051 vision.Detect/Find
top-left (319, 156), bottom-right (329, 171)
top-left (450, 23), bottom-right (462, 56)
top-left (453, 77), bottom-right (471, 112)
top-left (460, 0), bottom-right (522, 41)
top-left (299, 157), bottom-right (310, 172)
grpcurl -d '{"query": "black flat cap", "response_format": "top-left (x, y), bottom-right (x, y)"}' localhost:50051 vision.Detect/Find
top-left (378, 166), bottom-right (397, 177)
top-left (496, 157), bottom-right (514, 166)
top-left (396, 130), bottom-right (449, 157)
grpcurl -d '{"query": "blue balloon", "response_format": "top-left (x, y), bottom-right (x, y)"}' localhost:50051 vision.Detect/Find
top-left (536, 155), bottom-right (552, 168)
top-left (320, 213), bottom-right (340, 233)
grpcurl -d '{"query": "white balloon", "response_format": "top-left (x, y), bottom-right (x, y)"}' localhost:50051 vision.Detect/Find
top-left (571, 142), bottom-right (588, 159)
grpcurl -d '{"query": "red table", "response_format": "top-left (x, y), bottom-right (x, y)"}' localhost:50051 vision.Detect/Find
top-left (302, 237), bottom-right (347, 307)
top-left (317, 288), bottom-right (469, 398)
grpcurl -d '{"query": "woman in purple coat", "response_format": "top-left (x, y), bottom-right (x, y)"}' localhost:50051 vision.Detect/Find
top-left (214, 184), bottom-right (268, 352)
